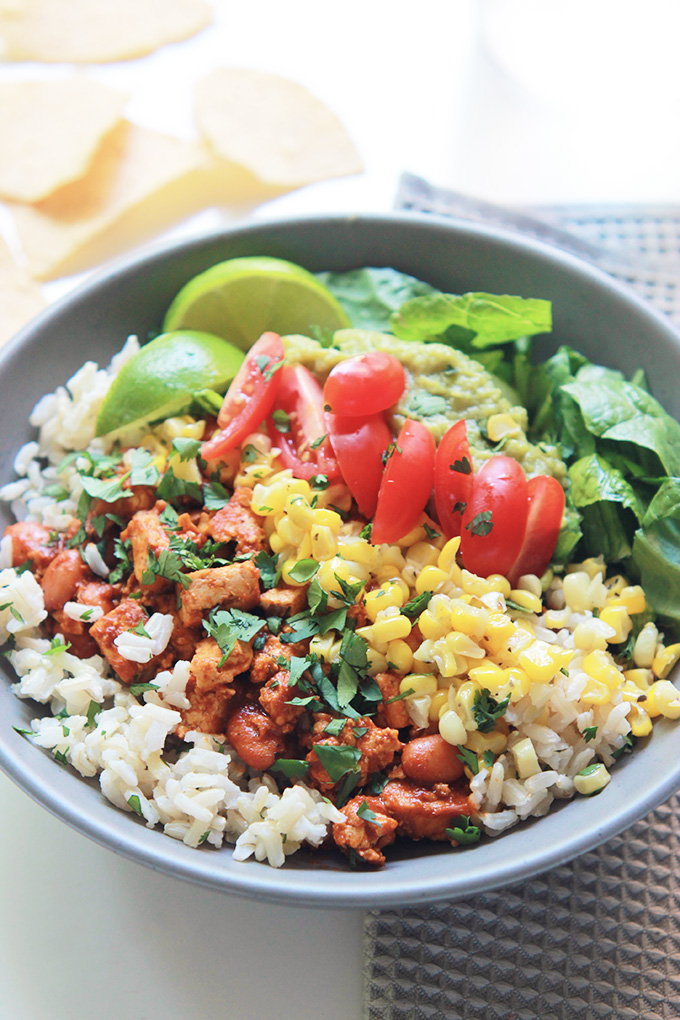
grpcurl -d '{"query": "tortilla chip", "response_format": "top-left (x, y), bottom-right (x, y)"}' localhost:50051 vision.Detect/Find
top-left (194, 68), bottom-right (363, 190)
top-left (10, 121), bottom-right (208, 280)
top-left (0, 236), bottom-right (46, 347)
top-left (0, 0), bottom-right (212, 63)
top-left (0, 78), bottom-right (126, 203)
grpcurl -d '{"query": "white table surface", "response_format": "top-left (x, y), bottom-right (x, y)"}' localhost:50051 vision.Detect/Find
top-left (1, 3), bottom-right (679, 1018)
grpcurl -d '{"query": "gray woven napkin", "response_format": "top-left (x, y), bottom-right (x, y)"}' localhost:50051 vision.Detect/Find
top-left (362, 175), bottom-right (680, 1020)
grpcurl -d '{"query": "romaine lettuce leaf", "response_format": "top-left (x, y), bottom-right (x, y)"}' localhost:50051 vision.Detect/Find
top-left (316, 267), bottom-right (435, 331)
top-left (632, 479), bottom-right (680, 631)
top-left (390, 292), bottom-right (552, 347)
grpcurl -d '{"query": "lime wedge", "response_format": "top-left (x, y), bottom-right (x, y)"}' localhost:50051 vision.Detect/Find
top-left (95, 330), bottom-right (244, 437)
top-left (162, 255), bottom-right (351, 349)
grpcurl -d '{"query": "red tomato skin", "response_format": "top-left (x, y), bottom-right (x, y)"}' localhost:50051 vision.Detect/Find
top-left (433, 420), bottom-right (474, 538)
top-left (371, 419), bottom-right (436, 545)
top-left (323, 351), bottom-right (406, 416)
top-left (507, 475), bottom-right (565, 586)
top-left (201, 332), bottom-right (283, 461)
top-left (460, 456), bottom-right (529, 578)
top-left (267, 364), bottom-right (340, 480)
top-left (326, 411), bottom-right (392, 518)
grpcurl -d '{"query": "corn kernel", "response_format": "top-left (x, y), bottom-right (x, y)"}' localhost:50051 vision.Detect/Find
top-left (372, 613), bottom-right (412, 644)
top-left (428, 689), bottom-right (449, 721)
top-left (515, 573), bottom-right (542, 598)
top-left (309, 633), bottom-right (337, 663)
top-left (610, 585), bottom-right (646, 615)
top-left (286, 495), bottom-right (315, 529)
top-left (486, 574), bottom-right (512, 598)
top-left (337, 536), bottom-right (378, 569)
top-left (450, 601), bottom-right (489, 639)
top-left (296, 533), bottom-right (312, 560)
top-left (400, 673), bottom-right (437, 696)
top-left (508, 589), bottom-right (543, 614)
top-left (577, 557), bottom-right (606, 581)
top-left (312, 508), bottom-right (342, 532)
top-left (277, 517), bottom-right (306, 547)
top-left (518, 640), bottom-right (562, 683)
top-left (364, 586), bottom-right (402, 623)
top-left (573, 617), bottom-right (616, 652)
top-left (452, 681), bottom-right (477, 730)
top-left (645, 679), bottom-right (680, 719)
top-left (418, 609), bottom-right (447, 641)
top-left (503, 666), bottom-right (531, 702)
top-left (598, 604), bottom-right (632, 644)
top-left (563, 571), bottom-right (607, 613)
top-left (415, 565), bottom-right (449, 595)
top-left (483, 613), bottom-right (515, 654)
top-left (437, 537), bottom-right (461, 574)
top-left (281, 558), bottom-right (306, 587)
top-left (583, 649), bottom-right (623, 690)
top-left (386, 640), bottom-right (413, 674)
top-left (446, 631), bottom-right (485, 659)
top-left (622, 668), bottom-right (653, 691)
top-left (580, 676), bottom-right (611, 705)
top-left (574, 763), bottom-right (611, 795)
top-left (466, 729), bottom-right (508, 755)
top-left (461, 570), bottom-right (499, 597)
top-left (543, 608), bottom-right (571, 630)
top-left (310, 524), bottom-right (337, 561)
top-left (604, 573), bottom-right (627, 595)
top-left (268, 532), bottom-right (286, 555)
top-left (652, 643), bottom-right (680, 680)
top-left (468, 659), bottom-right (506, 690)
top-left (510, 737), bottom-right (540, 778)
top-left (365, 647), bottom-right (388, 675)
top-left (633, 622), bottom-right (659, 668)
top-left (628, 703), bottom-right (653, 737)
top-left (438, 709), bottom-right (467, 745)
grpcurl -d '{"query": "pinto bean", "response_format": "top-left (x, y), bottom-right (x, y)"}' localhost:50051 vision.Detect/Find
top-left (401, 734), bottom-right (465, 785)
top-left (226, 703), bottom-right (285, 771)
top-left (41, 549), bottom-right (90, 611)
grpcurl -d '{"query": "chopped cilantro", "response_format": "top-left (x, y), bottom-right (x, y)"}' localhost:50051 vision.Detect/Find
top-left (271, 409), bottom-right (291, 433)
top-left (254, 549), bottom-right (280, 590)
top-left (423, 523), bottom-right (441, 540)
top-left (79, 472), bottom-right (131, 503)
top-left (307, 577), bottom-right (328, 615)
top-left (323, 718), bottom-right (347, 737)
top-left (410, 392), bottom-right (448, 417)
top-left (451, 456), bottom-right (472, 474)
top-left (203, 480), bottom-right (231, 510)
top-left (356, 799), bottom-right (381, 827)
top-left (203, 607), bottom-right (266, 666)
top-left (127, 794), bottom-right (143, 816)
top-left (365, 772), bottom-right (389, 796)
top-left (54, 750), bottom-right (69, 765)
top-left (400, 590), bottom-right (433, 620)
top-left (287, 558), bottom-right (320, 584)
top-left (385, 687), bottom-right (414, 704)
top-left (380, 441), bottom-right (402, 467)
top-left (314, 743), bottom-right (362, 784)
top-left (481, 750), bottom-right (495, 768)
top-left (473, 688), bottom-right (509, 733)
top-left (270, 758), bottom-right (310, 780)
top-left (86, 701), bottom-right (100, 728)
top-left (465, 510), bottom-right (493, 538)
top-left (109, 538), bottom-right (133, 584)
top-left (241, 444), bottom-right (260, 463)
top-left (445, 816), bottom-right (481, 846)
top-left (131, 620), bottom-right (151, 639)
top-left (330, 574), bottom-right (364, 606)
top-left (130, 449), bottom-right (160, 487)
top-left (140, 547), bottom-right (190, 589)
top-left (156, 467), bottom-right (202, 504)
top-left (359, 523), bottom-right (373, 541)
top-left (452, 500), bottom-right (467, 516)
top-left (456, 746), bottom-right (479, 775)
top-left (171, 437), bottom-right (202, 462)
top-left (583, 726), bottom-right (598, 743)
top-left (310, 474), bottom-right (329, 490)
top-left (310, 434), bottom-right (328, 450)
top-left (44, 637), bottom-right (71, 656)
top-left (129, 682), bottom-right (159, 695)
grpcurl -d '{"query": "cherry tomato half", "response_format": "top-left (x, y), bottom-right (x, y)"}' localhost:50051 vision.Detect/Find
top-left (267, 364), bottom-right (340, 480)
top-left (433, 419), bottom-right (474, 539)
top-left (323, 351), bottom-right (406, 416)
top-left (508, 475), bottom-right (565, 586)
top-left (372, 419), bottom-right (436, 545)
top-left (460, 456), bottom-right (528, 577)
top-left (327, 411), bottom-right (393, 519)
top-left (201, 332), bottom-right (284, 461)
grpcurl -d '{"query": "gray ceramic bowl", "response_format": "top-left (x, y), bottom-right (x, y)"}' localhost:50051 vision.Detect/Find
top-left (1, 212), bottom-right (679, 908)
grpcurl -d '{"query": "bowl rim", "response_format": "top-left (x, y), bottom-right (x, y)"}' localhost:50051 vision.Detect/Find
top-left (1, 209), bottom-right (680, 908)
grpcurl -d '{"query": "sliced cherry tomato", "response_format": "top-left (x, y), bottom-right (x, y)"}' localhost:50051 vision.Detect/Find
top-left (508, 475), bottom-right (565, 586)
top-left (267, 364), bottom-right (340, 480)
top-left (433, 420), bottom-right (474, 538)
top-left (201, 332), bottom-right (283, 461)
top-left (372, 419), bottom-right (436, 545)
top-left (326, 411), bottom-right (392, 519)
top-left (460, 456), bottom-right (529, 577)
top-left (323, 351), bottom-right (406, 416)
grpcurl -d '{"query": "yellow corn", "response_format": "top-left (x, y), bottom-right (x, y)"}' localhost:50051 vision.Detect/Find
top-left (508, 589), bottom-right (543, 614)
top-left (415, 565), bottom-right (449, 595)
top-left (312, 507), bottom-right (342, 532)
top-left (438, 709), bottom-right (467, 745)
top-left (574, 763), bottom-right (610, 795)
top-left (609, 585), bottom-right (646, 615)
top-left (437, 537), bottom-right (461, 574)
top-left (603, 573), bottom-right (627, 595)
top-left (296, 533), bottom-right (312, 560)
top-left (652, 643), bottom-right (680, 680)
top-left (486, 574), bottom-right (512, 598)
top-left (628, 703), bottom-right (653, 737)
top-left (510, 737), bottom-right (540, 778)
top-left (372, 612), bottom-right (412, 644)
top-left (364, 583), bottom-right (404, 622)
top-left (468, 659), bottom-right (506, 691)
top-left (483, 613), bottom-right (515, 654)
top-left (516, 639), bottom-right (561, 683)
top-left (400, 673), bottom-right (437, 696)
top-left (277, 517), bottom-right (306, 548)
top-left (452, 681), bottom-right (477, 730)
top-left (633, 622), bottom-right (659, 668)
top-left (461, 570), bottom-right (501, 598)
top-left (418, 609), bottom-right (449, 641)
top-left (365, 647), bottom-right (388, 675)
top-left (622, 668), bottom-right (653, 691)
top-left (543, 608), bottom-right (571, 630)
top-left (598, 604), bottom-right (632, 644)
top-left (286, 494), bottom-right (315, 529)
top-left (583, 649), bottom-right (623, 691)
top-left (580, 676), bottom-right (611, 705)
top-left (428, 689), bottom-right (449, 721)
top-left (281, 558), bottom-right (306, 587)
top-left (578, 557), bottom-right (606, 580)
top-left (309, 633), bottom-right (337, 663)
top-left (466, 729), bottom-right (508, 755)
top-left (645, 679), bottom-right (680, 719)
top-left (450, 601), bottom-right (489, 639)
top-left (503, 666), bottom-right (531, 702)
top-left (310, 524), bottom-right (337, 561)
top-left (337, 537), bottom-right (379, 569)
top-left (382, 640), bottom-right (411, 674)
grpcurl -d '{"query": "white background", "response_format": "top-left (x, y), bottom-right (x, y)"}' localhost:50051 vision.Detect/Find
top-left (1, 2), bottom-right (679, 1017)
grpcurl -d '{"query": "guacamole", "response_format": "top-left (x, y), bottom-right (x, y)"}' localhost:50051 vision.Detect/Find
top-left (283, 328), bottom-right (567, 484)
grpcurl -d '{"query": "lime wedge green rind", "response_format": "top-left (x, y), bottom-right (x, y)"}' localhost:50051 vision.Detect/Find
top-left (162, 255), bottom-right (351, 351)
top-left (95, 330), bottom-right (244, 437)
